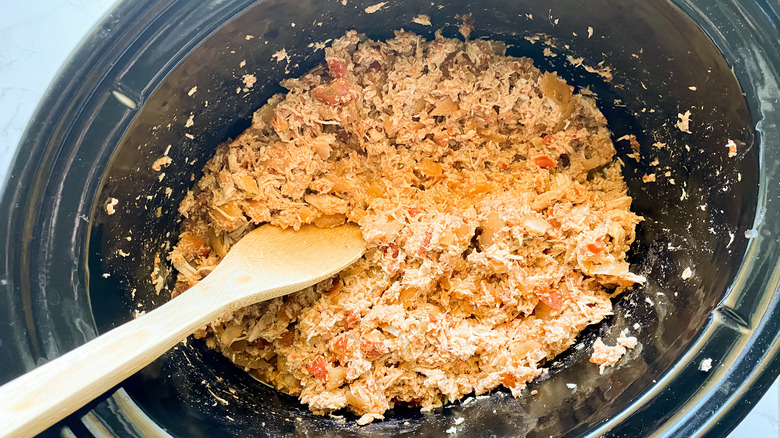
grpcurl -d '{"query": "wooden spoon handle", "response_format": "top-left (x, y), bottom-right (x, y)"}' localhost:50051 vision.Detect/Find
top-left (0, 284), bottom-right (221, 438)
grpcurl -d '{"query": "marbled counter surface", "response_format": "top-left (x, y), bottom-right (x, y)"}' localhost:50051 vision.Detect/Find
top-left (1, 1), bottom-right (777, 436)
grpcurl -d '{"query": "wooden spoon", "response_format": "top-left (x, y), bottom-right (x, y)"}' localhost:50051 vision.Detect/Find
top-left (0, 223), bottom-right (365, 438)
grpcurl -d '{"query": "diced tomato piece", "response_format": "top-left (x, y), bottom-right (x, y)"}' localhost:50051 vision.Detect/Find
top-left (499, 162), bottom-right (509, 170)
top-left (406, 206), bottom-right (423, 217)
top-left (533, 155), bottom-right (557, 169)
top-left (272, 110), bottom-right (289, 133)
top-left (312, 78), bottom-right (351, 105)
top-left (345, 312), bottom-right (360, 330)
top-left (418, 230), bottom-right (432, 255)
top-left (306, 356), bottom-right (329, 383)
top-left (587, 240), bottom-right (606, 254)
top-left (386, 243), bottom-right (400, 258)
top-left (383, 243), bottom-right (401, 273)
top-left (433, 131), bottom-right (450, 147)
top-left (333, 335), bottom-right (350, 362)
top-left (540, 292), bottom-right (564, 311)
top-left (535, 286), bottom-right (564, 311)
top-left (543, 134), bottom-right (555, 145)
top-left (327, 59), bottom-right (347, 78)
top-left (360, 339), bottom-right (387, 359)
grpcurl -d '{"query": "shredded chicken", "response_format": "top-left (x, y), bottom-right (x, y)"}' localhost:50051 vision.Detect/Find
top-left (170, 30), bottom-right (644, 423)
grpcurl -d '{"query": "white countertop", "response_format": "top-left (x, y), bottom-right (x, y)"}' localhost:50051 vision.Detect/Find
top-left (1, 1), bottom-right (777, 436)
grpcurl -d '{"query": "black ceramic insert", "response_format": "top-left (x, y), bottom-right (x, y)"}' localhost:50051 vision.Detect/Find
top-left (1, 0), bottom-right (778, 437)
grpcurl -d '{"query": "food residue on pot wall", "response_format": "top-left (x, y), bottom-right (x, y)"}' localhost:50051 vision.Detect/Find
top-left (105, 197), bottom-right (118, 215)
top-left (364, 2), bottom-right (389, 14)
top-left (412, 14), bottom-right (432, 26)
top-left (590, 329), bottom-right (638, 374)
top-left (675, 110), bottom-right (692, 134)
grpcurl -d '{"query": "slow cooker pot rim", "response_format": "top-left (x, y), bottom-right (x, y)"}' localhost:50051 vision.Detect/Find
top-left (1, 0), bottom-right (779, 436)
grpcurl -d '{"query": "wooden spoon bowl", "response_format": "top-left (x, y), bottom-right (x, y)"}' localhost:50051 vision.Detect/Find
top-left (0, 223), bottom-right (365, 438)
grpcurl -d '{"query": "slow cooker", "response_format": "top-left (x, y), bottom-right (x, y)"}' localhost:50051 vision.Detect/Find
top-left (1, 0), bottom-right (779, 436)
